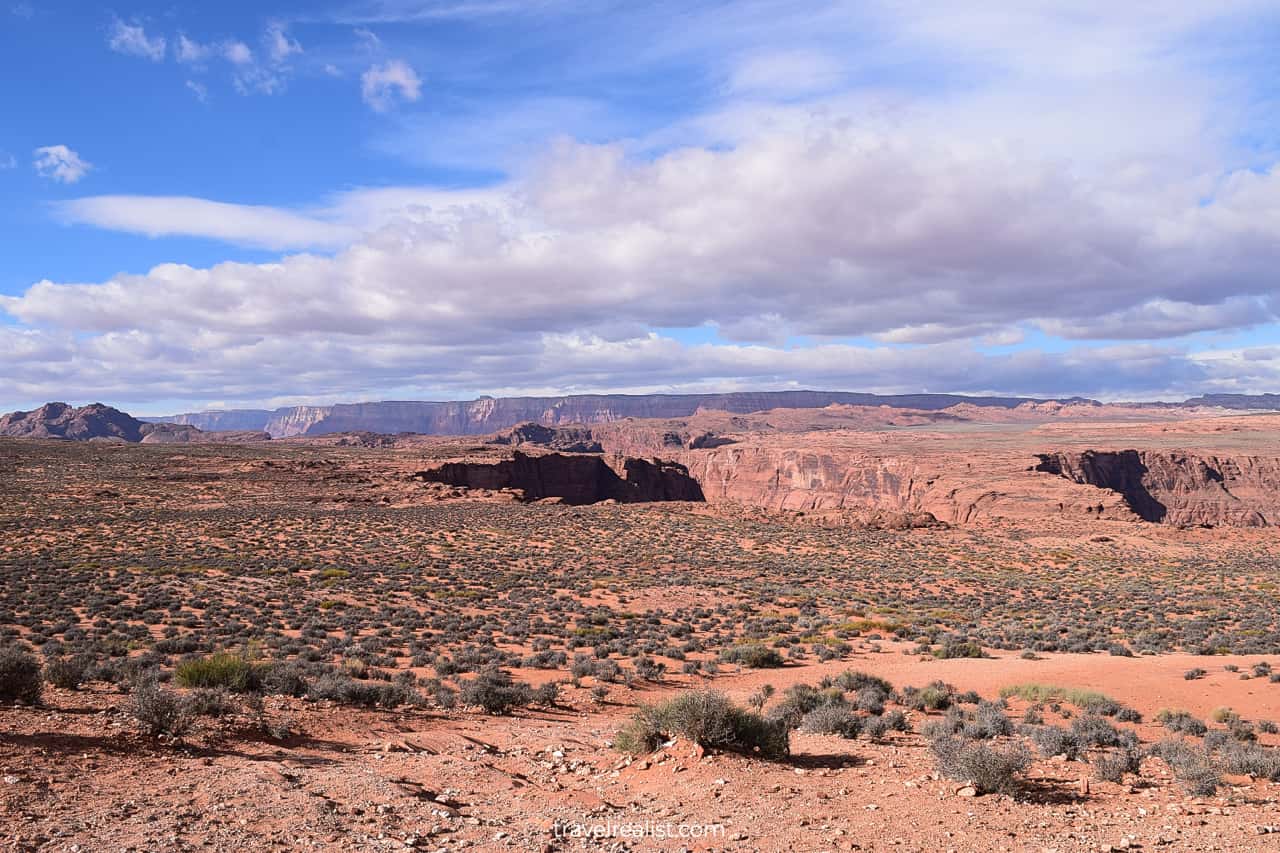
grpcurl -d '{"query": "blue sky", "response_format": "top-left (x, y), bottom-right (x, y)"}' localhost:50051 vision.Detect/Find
top-left (2, 1), bottom-right (1279, 413)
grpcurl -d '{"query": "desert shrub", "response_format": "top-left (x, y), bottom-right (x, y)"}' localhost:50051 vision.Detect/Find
top-left (1029, 725), bottom-right (1084, 760)
top-left (174, 653), bottom-right (260, 693)
top-left (632, 656), bottom-right (666, 681)
top-left (836, 670), bottom-right (893, 694)
top-left (1184, 668), bottom-right (1207, 681)
top-left (44, 655), bottom-right (88, 690)
top-left (1217, 742), bottom-right (1280, 781)
top-left (458, 667), bottom-right (532, 715)
top-left (615, 691), bottom-right (789, 760)
top-left (854, 686), bottom-right (886, 714)
top-left (965, 701), bottom-right (1013, 740)
top-left (130, 675), bottom-right (193, 738)
top-left (934, 640), bottom-right (985, 660)
top-left (800, 703), bottom-right (862, 738)
top-left (1071, 715), bottom-right (1123, 748)
top-left (1210, 707), bottom-right (1240, 725)
top-left (903, 681), bottom-right (953, 712)
top-left (1093, 746), bottom-right (1142, 783)
top-left (929, 735), bottom-right (1031, 795)
top-left (1253, 662), bottom-right (1272, 678)
top-left (1152, 739), bottom-right (1220, 796)
top-left (531, 681), bottom-right (560, 707)
top-left (259, 661), bottom-right (309, 697)
top-left (1156, 709), bottom-right (1207, 736)
top-left (433, 683), bottom-right (458, 709)
top-left (863, 709), bottom-right (910, 740)
top-left (998, 684), bottom-right (1114, 709)
top-left (1258, 720), bottom-right (1278, 735)
top-left (614, 704), bottom-right (666, 754)
top-left (188, 687), bottom-right (237, 717)
top-left (309, 672), bottom-right (411, 707)
top-left (719, 644), bottom-right (784, 669)
top-left (0, 646), bottom-right (43, 704)
top-left (1115, 707), bottom-right (1143, 724)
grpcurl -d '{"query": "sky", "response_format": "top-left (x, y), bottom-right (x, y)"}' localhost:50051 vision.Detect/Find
top-left (2, 1), bottom-right (1279, 415)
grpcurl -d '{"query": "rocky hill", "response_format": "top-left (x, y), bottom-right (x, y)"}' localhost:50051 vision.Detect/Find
top-left (0, 403), bottom-right (268, 443)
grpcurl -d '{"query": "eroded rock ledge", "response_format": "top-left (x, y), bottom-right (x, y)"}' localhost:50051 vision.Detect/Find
top-left (1036, 450), bottom-right (1279, 527)
top-left (412, 451), bottom-right (704, 505)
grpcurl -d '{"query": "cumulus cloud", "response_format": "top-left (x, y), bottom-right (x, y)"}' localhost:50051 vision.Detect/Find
top-left (265, 23), bottom-right (302, 63)
top-left (10, 120), bottom-right (1280, 395)
top-left (361, 59), bottom-right (422, 111)
top-left (175, 34), bottom-right (212, 64)
top-left (107, 19), bottom-right (166, 61)
top-left (7, 1), bottom-right (1280, 407)
top-left (33, 145), bottom-right (91, 184)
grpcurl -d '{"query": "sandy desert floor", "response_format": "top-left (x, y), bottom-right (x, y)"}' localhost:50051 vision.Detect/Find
top-left (3, 430), bottom-right (1280, 852)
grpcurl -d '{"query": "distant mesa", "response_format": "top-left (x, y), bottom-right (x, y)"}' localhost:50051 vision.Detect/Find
top-left (0, 402), bottom-right (269, 444)
top-left (146, 390), bottom-right (1100, 438)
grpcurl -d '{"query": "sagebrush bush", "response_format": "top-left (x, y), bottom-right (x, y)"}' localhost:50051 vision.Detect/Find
top-left (1156, 709), bottom-right (1207, 736)
top-left (0, 646), bottom-right (42, 704)
top-left (1093, 746), bottom-right (1142, 783)
top-left (1029, 725), bottom-right (1084, 760)
top-left (799, 703), bottom-right (862, 738)
top-left (1152, 739), bottom-right (1220, 796)
top-left (44, 655), bottom-right (87, 690)
top-left (458, 667), bottom-right (533, 714)
top-left (131, 675), bottom-right (193, 738)
top-left (929, 734), bottom-right (1031, 795)
top-left (614, 690), bottom-right (789, 760)
top-left (719, 644), bottom-right (785, 669)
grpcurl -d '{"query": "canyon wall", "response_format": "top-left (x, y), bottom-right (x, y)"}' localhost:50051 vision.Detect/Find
top-left (1036, 450), bottom-right (1280, 527)
top-left (415, 452), bottom-right (704, 505)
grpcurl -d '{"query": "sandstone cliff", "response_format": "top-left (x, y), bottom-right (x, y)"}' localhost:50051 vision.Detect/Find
top-left (1036, 450), bottom-right (1280, 527)
top-left (414, 451), bottom-right (704, 505)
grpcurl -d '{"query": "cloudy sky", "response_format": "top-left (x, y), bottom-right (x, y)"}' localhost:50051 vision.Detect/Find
top-left (2, 1), bottom-right (1279, 413)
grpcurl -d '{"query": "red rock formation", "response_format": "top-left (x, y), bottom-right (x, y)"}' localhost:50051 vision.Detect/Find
top-left (413, 451), bottom-right (703, 505)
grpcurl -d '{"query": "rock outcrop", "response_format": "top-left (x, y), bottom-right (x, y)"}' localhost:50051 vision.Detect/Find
top-left (0, 403), bottom-right (268, 444)
top-left (489, 423), bottom-right (604, 453)
top-left (0, 403), bottom-right (146, 441)
top-left (413, 452), bottom-right (704, 505)
top-left (1036, 450), bottom-right (1280, 527)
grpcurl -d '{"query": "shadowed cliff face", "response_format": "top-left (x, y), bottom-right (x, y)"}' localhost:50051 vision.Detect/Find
top-left (414, 452), bottom-right (704, 505)
top-left (1035, 451), bottom-right (1168, 522)
top-left (1036, 450), bottom-right (1280, 527)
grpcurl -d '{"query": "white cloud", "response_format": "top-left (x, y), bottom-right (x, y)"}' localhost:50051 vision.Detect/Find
top-left (53, 195), bottom-right (360, 250)
top-left (223, 40), bottom-right (253, 65)
top-left (33, 145), bottom-right (91, 184)
top-left (107, 19), bottom-right (166, 62)
top-left (361, 59), bottom-right (422, 112)
top-left (175, 34), bottom-right (212, 64)
top-left (11, 3), bottom-right (33, 19)
top-left (265, 23), bottom-right (302, 64)
top-left (355, 27), bottom-right (382, 52)
top-left (185, 80), bottom-right (209, 103)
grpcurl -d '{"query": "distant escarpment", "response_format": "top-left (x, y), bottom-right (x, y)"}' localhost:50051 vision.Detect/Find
top-left (151, 390), bottom-right (1074, 438)
top-left (1036, 450), bottom-right (1280, 527)
top-left (413, 452), bottom-right (704, 505)
top-left (0, 403), bottom-right (268, 444)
